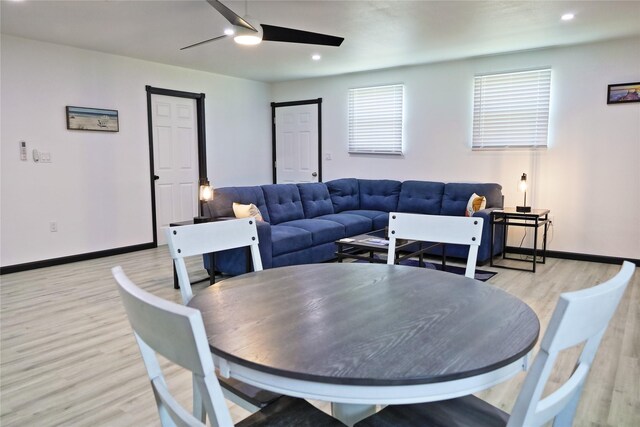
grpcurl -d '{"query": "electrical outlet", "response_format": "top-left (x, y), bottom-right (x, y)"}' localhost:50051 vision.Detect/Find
top-left (49, 221), bottom-right (58, 232)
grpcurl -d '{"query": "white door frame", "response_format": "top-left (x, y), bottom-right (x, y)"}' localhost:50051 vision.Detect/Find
top-left (271, 98), bottom-right (322, 183)
top-left (146, 86), bottom-right (207, 246)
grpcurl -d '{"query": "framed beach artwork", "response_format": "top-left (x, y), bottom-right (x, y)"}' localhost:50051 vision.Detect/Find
top-left (66, 106), bottom-right (119, 132)
top-left (607, 82), bottom-right (640, 105)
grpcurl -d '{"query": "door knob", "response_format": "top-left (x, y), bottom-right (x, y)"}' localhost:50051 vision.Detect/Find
top-left (153, 175), bottom-right (160, 180)
top-left (312, 172), bottom-right (318, 177)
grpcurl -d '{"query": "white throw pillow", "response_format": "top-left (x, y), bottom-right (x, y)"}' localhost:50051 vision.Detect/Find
top-left (465, 193), bottom-right (486, 217)
top-left (232, 202), bottom-right (264, 221)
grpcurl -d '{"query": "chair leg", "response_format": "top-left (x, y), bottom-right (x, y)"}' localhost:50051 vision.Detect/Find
top-left (193, 376), bottom-right (206, 423)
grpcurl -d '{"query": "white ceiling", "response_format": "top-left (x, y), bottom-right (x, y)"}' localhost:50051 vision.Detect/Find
top-left (2, 0), bottom-right (639, 83)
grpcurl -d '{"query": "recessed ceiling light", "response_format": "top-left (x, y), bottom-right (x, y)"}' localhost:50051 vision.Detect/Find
top-left (311, 54), bottom-right (321, 61)
top-left (561, 13), bottom-right (575, 21)
top-left (224, 28), bottom-right (235, 36)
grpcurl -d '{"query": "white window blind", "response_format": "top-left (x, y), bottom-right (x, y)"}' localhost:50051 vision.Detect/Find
top-left (348, 84), bottom-right (404, 154)
top-left (472, 68), bottom-right (551, 149)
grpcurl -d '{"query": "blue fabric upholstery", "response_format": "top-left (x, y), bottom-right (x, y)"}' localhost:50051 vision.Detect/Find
top-left (278, 219), bottom-right (345, 245)
top-left (358, 179), bottom-right (401, 212)
top-left (326, 178), bottom-right (360, 212)
top-left (209, 179), bottom-right (504, 276)
top-left (342, 210), bottom-right (389, 230)
top-left (441, 183), bottom-right (503, 216)
top-left (270, 225), bottom-right (313, 257)
top-left (262, 184), bottom-right (305, 225)
top-left (398, 181), bottom-right (445, 214)
top-left (297, 183), bottom-right (334, 218)
top-left (272, 242), bottom-right (337, 268)
top-left (316, 213), bottom-right (373, 236)
top-left (203, 186), bottom-right (270, 223)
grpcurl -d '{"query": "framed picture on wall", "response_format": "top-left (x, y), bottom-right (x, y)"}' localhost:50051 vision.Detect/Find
top-left (66, 106), bottom-right (119, 132)
top-left (607, 82), bottom-right (640, 104)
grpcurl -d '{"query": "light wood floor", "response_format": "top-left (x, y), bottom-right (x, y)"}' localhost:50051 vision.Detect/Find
top-left (1, 247), bottom-right (638, 426)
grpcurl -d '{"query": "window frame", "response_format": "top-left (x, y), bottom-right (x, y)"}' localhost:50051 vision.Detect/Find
top-left (348, 83), bottom-right (405, 155)
top-left (472, 68), bottom-right (552, 150)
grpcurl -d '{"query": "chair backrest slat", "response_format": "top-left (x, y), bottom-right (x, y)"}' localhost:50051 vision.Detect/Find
top-left (387, 212), bottom-right (483, 278)
top-left (508, 261), bottom-right (635, 427)
top-left (113, 266), bottom-right (234, 427)
top-left (166, 218), bottom-right (263, 304)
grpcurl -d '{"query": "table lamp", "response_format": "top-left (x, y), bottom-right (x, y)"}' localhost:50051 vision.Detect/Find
top-left (194, 178), bottom-right (214, 223)
top-left (516, 173), bottom-right (531, 212)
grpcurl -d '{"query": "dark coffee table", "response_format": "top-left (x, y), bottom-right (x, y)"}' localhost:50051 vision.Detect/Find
top-left (335, 229), bottom-right (445, 268)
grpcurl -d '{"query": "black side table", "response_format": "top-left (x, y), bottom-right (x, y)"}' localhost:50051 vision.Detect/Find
top-left (490, 208), bottom-right (550, 273)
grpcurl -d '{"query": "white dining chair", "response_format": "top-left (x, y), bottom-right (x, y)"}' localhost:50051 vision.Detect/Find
top-left (166, 218), bottom-right (263, 305)
top-left (355, 261), bottom-right (635, 427)
top-left (165, 219), bottom-right (282, 416)
top-left (387, 212), bottom-right (483, 278)
top-left (113, 266), bottom-right (345, 427)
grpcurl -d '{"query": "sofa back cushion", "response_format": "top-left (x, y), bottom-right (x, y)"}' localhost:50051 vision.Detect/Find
top-left (203, 186), bottom-right (270, 223)
top-left (262, 184), bottom-right (305, 225)
top-left (398, 181), bottom-right (445, 214)
top-left (359, 179), bottom-right (402, 212)
top-left (441, 183), bottom-right (503, 216)
top-left (326, 178), bottom-right (360, 213)
top-left (297, 183), bottom-right (335, 218)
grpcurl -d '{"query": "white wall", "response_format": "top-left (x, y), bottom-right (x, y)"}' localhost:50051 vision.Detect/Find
top-left (272, 37), bottom-right (640, 259)
top-left (1, 35), bottom-right (272, 267)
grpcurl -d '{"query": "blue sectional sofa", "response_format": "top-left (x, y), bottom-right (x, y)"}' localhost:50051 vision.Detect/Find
top-left (203, 178), bottom-right (504, 275)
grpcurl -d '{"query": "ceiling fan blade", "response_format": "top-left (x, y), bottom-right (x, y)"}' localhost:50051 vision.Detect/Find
top-left (180, 34), bottom-right (228, 50)
top-left (261, 24), bottom-right (344, 47)
top-left (206, 0), bottom-right (257, 32)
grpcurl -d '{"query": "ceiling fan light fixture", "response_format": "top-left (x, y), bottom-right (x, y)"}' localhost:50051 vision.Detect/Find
top-left (232, 21), bottom-right (262, 45)
top-left (234, 34), bottom-right (262, 45)
top-left (224, 28), bottom-right (235, 36)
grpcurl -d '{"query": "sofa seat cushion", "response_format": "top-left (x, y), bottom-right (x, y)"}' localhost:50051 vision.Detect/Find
top-left (398, 181), bottom-right (445, 214)
top-left (326, 178), bottom-right (360, 212)
top-left (278, 219), bottom-right (345, 245)
top-left (358, 179), bottom-right (402, 212)
top-left (297, 183), bottom-right (335, 218)
top-left (316, 213), bottom-right (373, 236)
top-left (342, 210), bottom-right (389, 230)
top-left (270, 226), bottom-right (313, 257)
top-left (262, 184), bottom-right (305, 225)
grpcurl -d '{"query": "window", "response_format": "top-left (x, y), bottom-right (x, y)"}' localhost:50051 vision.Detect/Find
top-left (472, 68), bottom-right (551, 149)
top-left (348, 84), bottom-right (404, 154)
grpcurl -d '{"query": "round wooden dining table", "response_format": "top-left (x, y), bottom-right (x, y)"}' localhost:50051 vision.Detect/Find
top-left (188, 263), bottom-right (539, 425)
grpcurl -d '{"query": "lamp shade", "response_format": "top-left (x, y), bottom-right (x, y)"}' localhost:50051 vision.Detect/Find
top-left (516, 173), bottom-right (531, 212)
top-left (518, 173), bottom-right (528, 192)
top-left (199, 179), bottom-right (214, 202)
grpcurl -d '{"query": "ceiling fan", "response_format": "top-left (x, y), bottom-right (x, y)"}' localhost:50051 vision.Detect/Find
top-left (181, 0), bottom-right (344, 50)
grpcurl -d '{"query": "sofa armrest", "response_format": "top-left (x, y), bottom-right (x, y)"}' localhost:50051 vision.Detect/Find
top-left (255, 220), bottom-right (273, 269)
top-left (473, 208), bottom-right (504, 260)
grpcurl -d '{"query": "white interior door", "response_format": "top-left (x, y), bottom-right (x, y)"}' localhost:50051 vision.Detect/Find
top-left (275, 103), bottom-right (319, 183)
top-left (151, 94), bottom-right (198, 245)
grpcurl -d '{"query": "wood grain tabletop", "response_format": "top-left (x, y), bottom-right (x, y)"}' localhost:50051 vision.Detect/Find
top-left (189, 263), bottom-right (539, 386)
